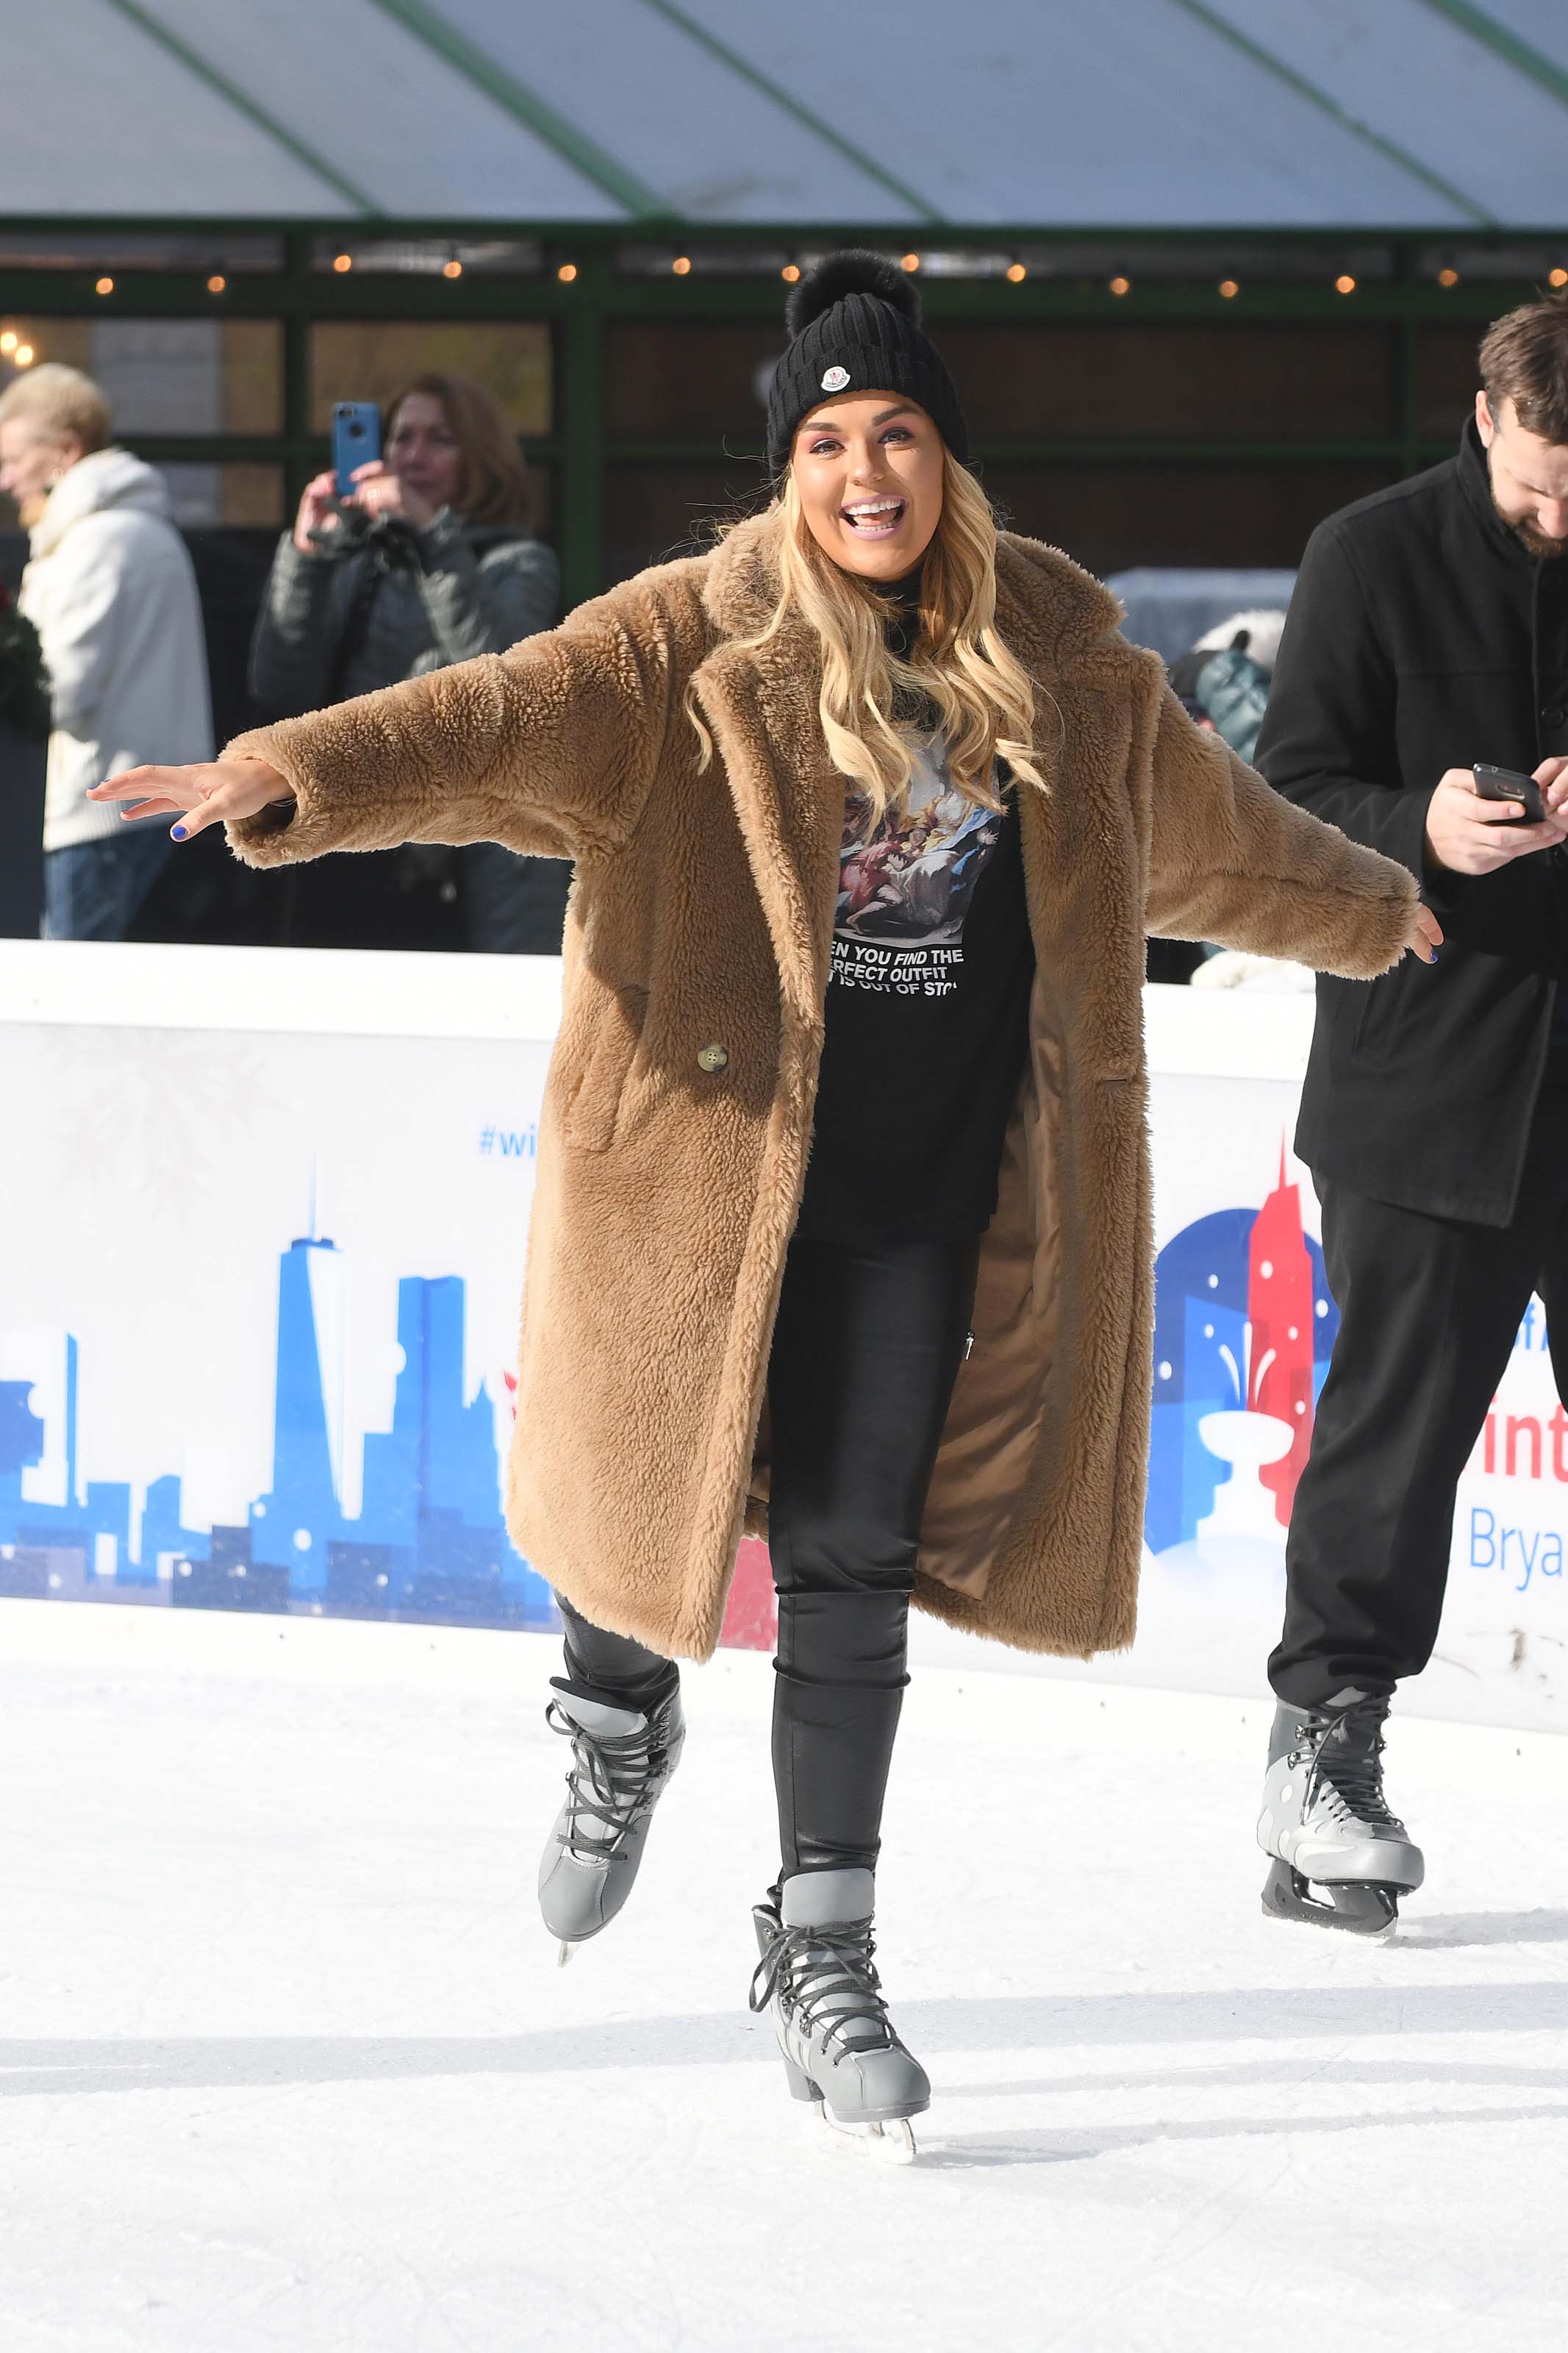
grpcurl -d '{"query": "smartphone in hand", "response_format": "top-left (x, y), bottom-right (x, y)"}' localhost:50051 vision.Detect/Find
top-left (1472, 763), bottom-right (1549, 827)
top-left (331, 401), bottom-right (381, 498)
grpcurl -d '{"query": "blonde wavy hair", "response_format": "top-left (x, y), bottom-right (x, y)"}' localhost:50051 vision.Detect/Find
top-left (691, 449), bottom-right (1045, 829)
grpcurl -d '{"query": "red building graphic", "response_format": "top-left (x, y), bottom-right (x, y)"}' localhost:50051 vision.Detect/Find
top-left (1248, 1146), bottom-right (1319, 1526)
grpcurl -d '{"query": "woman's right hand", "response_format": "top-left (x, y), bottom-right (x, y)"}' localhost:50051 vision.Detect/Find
top-left (87, 758), bottom-right (295, 841)
top-left (293, 469), bottom-right (342, 554)
top-left (1404, 901), bottom-right (1444, 965)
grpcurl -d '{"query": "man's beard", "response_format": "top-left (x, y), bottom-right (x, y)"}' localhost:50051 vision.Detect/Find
top-left (1483, 441), bottom-right (1568, 556)
top-left (1510, 514), bottom-right (1568, 559)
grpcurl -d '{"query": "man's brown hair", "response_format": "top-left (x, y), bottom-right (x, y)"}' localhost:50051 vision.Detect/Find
top-left (1479, 297), bottom-right (1568, 441)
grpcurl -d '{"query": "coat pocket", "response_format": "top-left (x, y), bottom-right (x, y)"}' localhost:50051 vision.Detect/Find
top-left (1350, 967), bottom-right (1405, 1059)
top-left (562, 985), bottom-right (648, 1153)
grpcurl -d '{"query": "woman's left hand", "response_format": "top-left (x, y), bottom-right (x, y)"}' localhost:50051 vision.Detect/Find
top-left (1405, 902), bottom-right (1444, 965)
top-left (349, 460), bottom-right (438, 532)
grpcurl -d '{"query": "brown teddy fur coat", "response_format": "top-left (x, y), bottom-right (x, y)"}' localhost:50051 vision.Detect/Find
top-left (226, 515), bottom-right (1418, 1663)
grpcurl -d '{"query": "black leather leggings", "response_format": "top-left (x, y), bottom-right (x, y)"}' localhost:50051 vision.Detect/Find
top-left (558, 1231), bottom-right (979, 1881)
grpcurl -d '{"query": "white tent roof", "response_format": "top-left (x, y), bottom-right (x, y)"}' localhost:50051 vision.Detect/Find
top-left (7, 0), bottom-right (1568, 226)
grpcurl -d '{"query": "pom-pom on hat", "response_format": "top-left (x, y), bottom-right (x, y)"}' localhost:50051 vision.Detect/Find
top-left (765, 249), bottom-right (970, 476)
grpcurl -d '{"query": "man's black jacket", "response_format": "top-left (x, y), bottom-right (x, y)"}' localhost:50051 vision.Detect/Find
top-left (1254, 418), bottom-right (1568, 1224)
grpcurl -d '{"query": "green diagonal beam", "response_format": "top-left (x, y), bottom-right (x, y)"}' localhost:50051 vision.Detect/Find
top-left (1166, 0), bottom-right (1497, 226)
top-left (635, 0), bottom-right (945, 226)
top-left (364, 0), bottom-right (668, 218)
top-left (1417, 0), bottom-right (1568, 116)
top-left (101, 0), bottom-right (382, 215)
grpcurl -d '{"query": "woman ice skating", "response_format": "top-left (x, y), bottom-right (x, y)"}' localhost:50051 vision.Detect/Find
top-left (93, 251), bottom-right (1439, 2160)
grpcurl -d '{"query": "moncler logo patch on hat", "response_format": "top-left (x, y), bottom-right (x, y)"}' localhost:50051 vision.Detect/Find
top-left (820, 365), bottom-right (851, 392)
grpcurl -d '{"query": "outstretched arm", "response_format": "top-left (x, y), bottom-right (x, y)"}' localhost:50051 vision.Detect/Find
top-left (92, 579), bottom-right (684, 866)
top-left (1142, 673), bottom-right (1436, 976)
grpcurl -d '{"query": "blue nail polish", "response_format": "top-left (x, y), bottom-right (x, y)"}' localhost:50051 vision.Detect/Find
top-left (171, 825), bottom-right (187, 840)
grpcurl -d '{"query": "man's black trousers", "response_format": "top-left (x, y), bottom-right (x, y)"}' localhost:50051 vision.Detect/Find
top-left (1272, 1062), bottom-right (1568, 1708)
top-left (559, 1231), bottom-right (978, 1879)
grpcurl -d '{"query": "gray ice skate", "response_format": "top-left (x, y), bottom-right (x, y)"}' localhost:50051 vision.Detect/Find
top-left (750, 1867), bottom-right (930, 2162)
top-left (1256, 1693), bottom-right (1424, 1937)
top-left (538, 1679), bottom-right (684, 1965)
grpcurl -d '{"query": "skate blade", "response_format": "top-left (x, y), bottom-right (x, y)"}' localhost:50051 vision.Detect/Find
top-left (556, 1940), bottom-right (575, 1968)
top-left (813, 2103), bottom-right (918, 2165)
top-left (1261, 1860), bottom-right (1399, 1939)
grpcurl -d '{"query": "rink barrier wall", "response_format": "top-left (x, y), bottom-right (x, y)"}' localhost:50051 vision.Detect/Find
top-left (1, 940), bottom-right (1559, 1731)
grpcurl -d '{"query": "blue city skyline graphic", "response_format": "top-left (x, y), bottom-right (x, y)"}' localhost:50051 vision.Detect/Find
top-left (0, 1224), bottom-right (556, 1628)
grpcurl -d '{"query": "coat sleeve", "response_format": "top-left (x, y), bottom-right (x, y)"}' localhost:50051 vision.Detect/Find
top-left (246, 535), bottom-right (348, 724)
top-left (410, 525), bottom-right (561, 667)
top-left (223, 579), bottom-right (681, 869)
top-left (1250, 521), bottom-right (1432, 877)
top-left (33, 515), bottom-right (127, 734)
top-left (1143, 673), bottom-right (1419, 979)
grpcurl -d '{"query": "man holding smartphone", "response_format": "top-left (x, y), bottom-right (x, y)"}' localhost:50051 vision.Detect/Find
top-left (1252, 297), bottom-right (1568, 1932)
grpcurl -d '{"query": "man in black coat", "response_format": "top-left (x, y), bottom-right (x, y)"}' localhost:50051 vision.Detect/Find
top-left (1252, 298), bottom-right (1568, 1932)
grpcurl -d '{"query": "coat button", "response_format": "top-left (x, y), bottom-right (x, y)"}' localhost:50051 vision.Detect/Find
top-left (1542, 704), bottom-right (1564, 729)
top-left (696, 1041), bottom-right (728, 1074)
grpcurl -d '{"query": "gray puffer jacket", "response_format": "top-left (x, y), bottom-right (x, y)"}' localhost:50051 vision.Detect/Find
top-left (248, 510), bottom-right (559, 720)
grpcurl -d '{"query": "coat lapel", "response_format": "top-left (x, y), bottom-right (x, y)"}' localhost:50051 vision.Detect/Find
top-left (692, 521), bottom-right (843, 1040)
top-left (994, 535), bottom-right (1151, 1074)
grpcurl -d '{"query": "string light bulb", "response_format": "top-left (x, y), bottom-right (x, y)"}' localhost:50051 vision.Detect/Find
top-left (1006, 261), bottom-right (1027, 284)
top-left (1438, 265), bottom-right (1458, 288)
top-left (672, 254), bottom-right (692, 276)
top-left (1551, 268), bottom-right (1568, 290)
top-left (1109, 275), bottom-right (1131, 298)
top-left (781, 262), bottom-right (801, 283)
top-left (442, 257), bottom-right (462, 279)
top-left (95, 276), bottom-right (113, 296)
top-left (901, 252), bottom-right (920, 273)
top-left (207, 273), bottom-right (226, 295)
top-left (556, 263), bottom-right (578, 283)
top-left (1218, 278), bottom-right (1239, 300)
top-left (1335, 274), bottom-right (1357, 295)
top-left (332, 252), bottom-right (352, 274)
top-left (0, 330), bottom-right (16, 354)
top-left (14, 344), bottom-right (34, 368)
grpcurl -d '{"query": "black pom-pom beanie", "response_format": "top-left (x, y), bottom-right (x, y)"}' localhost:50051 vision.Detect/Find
top-left (765, 249), bottom-right (970, 476)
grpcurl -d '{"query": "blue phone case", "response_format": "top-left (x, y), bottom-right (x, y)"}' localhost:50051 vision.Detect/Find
top-left (331, 401), bottom-right (381, 496)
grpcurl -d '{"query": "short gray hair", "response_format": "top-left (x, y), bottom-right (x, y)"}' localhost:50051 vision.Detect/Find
top-left (0, 361), bottom-right (112, 452)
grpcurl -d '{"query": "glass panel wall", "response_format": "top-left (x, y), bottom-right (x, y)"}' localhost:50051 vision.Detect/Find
top-left (0, 318), bottom-right (284, 524)
top-left (159, 463), bottom-right (285, 528)
top-left (309, 322), bottom-right (552, 433)
top-left (0, 229), bottom-right (1549, 589)
top-left (0, 316), bottom-right (282, 429)
top-left (977, 462), bottom-right (1396, 578)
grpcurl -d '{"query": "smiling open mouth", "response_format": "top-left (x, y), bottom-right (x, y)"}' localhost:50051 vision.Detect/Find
top-left (841, 497), bottom-right (907, 538)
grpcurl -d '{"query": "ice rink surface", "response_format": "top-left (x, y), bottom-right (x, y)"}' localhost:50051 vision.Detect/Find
top-left (4, 1601), bottom-right (1568, 2353)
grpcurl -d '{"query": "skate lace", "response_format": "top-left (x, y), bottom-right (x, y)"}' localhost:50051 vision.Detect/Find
top-left (1296, 1701), bottom-right (1406, 1834)
top-left (546, 1700), bottom-right (670, 1860)
top-left (748, 1916), bottom-right (896, 2057)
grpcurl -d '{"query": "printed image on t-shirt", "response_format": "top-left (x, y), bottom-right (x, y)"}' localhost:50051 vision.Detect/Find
top-left (830, 740), bottom-right (1001, 999)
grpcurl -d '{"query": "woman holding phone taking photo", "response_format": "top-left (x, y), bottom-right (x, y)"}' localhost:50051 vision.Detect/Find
top-left (249, 369), bottom-right (564, 951)
top-left (95, 254), bottom-right (1438, 2159)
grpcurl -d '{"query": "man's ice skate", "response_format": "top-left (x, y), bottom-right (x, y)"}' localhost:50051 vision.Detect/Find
top-left (1256, 1693), bottom-right (1424, 1937)
top-left (749, 1867), bottom-right (930, 2163)
top-left (538, 1679), bottom-right (684, 1965)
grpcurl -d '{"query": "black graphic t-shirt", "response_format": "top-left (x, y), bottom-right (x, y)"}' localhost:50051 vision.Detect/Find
top-left (795, 735), bottom-right (1037, 1245)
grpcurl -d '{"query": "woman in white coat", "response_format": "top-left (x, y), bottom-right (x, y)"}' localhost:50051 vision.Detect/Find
top-left (0, 363), bottom-right (212, 939)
